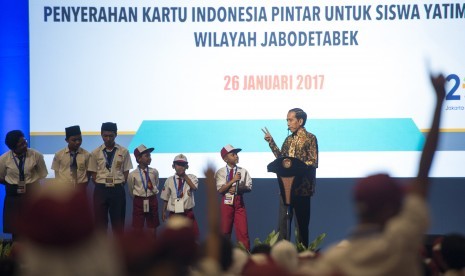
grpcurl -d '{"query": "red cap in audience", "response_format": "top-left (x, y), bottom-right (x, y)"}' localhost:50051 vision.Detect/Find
top-left (18, 189), bottom-right (94, 248)
top-left (353, 173), bottom-right (404, 214)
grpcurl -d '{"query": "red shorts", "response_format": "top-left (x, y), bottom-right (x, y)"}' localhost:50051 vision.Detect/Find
top-left (132, 196), bottom-right (160, 229)
top-left (169, 209), bottom-right (199, 239)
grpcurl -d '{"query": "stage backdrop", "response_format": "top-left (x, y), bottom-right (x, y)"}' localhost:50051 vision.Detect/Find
top-left (28, 0), bottom-right (465, 179)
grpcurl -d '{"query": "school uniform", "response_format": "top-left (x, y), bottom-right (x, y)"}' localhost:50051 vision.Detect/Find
top-left (51, 146), bottom-right (91, 187)
top-left (0, 148), bottom-right (48, 234)
top-left (215, 165), bottom-right (252, 250)
top-left (127, 166), bottom-right (160, 229)
top-left (88, 143), bottom-right (133, 233)
top-left (160, 174), bottom-right (199, 238)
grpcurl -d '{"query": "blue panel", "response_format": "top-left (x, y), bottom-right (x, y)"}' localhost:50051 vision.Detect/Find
top-left (129, 118), bottom-right (425, 153)
top-left (29, 132), bottom-right (465, 154)
top-left (0, 0), bottom-right (30, 151)
top-left (0, 0), bottom-right (29, 238)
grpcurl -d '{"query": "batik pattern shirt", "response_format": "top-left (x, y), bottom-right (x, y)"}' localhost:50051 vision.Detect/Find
top-left (269, 127), bottom-right (318, 196)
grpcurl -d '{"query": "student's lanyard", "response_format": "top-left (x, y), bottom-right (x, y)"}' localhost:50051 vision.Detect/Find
top-left (226, 166), bottom-right (238, 194)
top-left (102, 148), bottom-right (116, 171)
top-left (12, 152), bottom-right (26, 181)
top-left (138, 167), bottom-right (149, 195)
top-left (174, 176), bottom-right (185, 198)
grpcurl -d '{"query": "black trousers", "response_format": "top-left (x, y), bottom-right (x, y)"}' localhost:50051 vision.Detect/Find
top-left (3, 183), bottom-right (40, 238)
top-left (93, 184), bottom-right (126, 234)
top-left (277, 194), bottom-right (311, 247)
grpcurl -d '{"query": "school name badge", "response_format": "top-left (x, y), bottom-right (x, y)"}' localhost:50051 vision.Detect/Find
top-left (224, 193), bottom-right (234, 205)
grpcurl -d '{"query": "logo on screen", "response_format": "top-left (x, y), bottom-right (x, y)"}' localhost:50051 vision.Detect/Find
top-left (445, 74), bottom-right (464, 111)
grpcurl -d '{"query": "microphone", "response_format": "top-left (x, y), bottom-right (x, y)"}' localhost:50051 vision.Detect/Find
top-left (235, 172), bottom-right (241, 193)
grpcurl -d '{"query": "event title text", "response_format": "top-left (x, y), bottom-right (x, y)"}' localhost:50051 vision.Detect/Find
top-left (42, 4), bottom-right (465, 47)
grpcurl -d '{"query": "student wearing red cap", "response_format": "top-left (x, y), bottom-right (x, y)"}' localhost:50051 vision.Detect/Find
top-left (160, 154), bottom-right (199, 238)
top-left (52, 125), bottom-right (91, 189)
top-left (215, 144), bottom-right (252, 251)
top-left (88, 122), bottom-right (133, 234)
top-left (127, 144), bottom-right (160, 237)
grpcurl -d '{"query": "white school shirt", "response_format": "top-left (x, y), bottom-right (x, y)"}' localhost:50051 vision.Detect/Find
top-left (51, 146), bottom-right (91, 184)
top-left (160, 174), bottom-right (198, 211)
top-left (0, 149), bottom-right (48, 185)
top-left (215, 165), bottom-right (252, 194)
top-left (88, 144), bottom-right (133, 184)
top-left (127, 166), bottom-right (159, 197)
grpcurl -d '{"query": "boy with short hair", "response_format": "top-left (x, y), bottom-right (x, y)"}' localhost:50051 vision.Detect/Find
top-left (160, 154), bottom-right (199, 238)
top-left (127, 144), bottom-right (160, 237)
top-left (0, 130), bottom-right (48, 239)
top-left (215, 144), bottom-right (252, 251)
top-left (88, 122), bottom-right (133, 234)
top-left (52, 125), bottom-right (91, 188)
